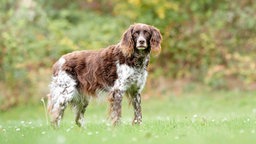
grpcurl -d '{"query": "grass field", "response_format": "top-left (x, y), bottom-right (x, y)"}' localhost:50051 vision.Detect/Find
top-left (1, 90), bottom-right (256, 144)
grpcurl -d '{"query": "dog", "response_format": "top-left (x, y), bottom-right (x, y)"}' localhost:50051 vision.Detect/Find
top-left (47, 23), bottom-right (162, 127)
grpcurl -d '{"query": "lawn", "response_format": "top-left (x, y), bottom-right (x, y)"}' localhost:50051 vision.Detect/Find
top-left (1, 90), bottom-right (256, 144)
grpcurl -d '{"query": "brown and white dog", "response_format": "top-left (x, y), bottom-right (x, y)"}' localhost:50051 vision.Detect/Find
top-left (47, 23), bottom-right (162, 127)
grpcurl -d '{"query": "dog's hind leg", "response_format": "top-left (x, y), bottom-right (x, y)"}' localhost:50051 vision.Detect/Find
top-left (48, 71), bottom-right (77, 127)
top-left (48, 96), bottom-right (68, 127)
top-left (72, 96), bottom-right (89, 127)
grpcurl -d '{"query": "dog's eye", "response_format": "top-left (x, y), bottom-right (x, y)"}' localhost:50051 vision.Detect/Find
top-left (144, 30), bottom-right (150, 36)
top-left (133, 31), bottom-right (139, 37)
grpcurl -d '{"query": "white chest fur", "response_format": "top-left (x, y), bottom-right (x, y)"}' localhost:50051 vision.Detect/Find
top-left (112, 62), bottom-right (148, 93)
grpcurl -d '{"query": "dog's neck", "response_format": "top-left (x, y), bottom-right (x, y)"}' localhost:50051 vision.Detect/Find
top-left (125, 48), bottom-right (150, 68)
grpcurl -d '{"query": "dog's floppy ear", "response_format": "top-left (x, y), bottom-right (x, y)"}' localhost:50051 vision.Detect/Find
top-left (120, 25), bottom-right (134, 57)
top-left (150, 26), bottom-right (162, 55)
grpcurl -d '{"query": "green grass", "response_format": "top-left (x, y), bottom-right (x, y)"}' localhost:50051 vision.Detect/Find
top-left (1, 91), bottom-right (256, 144)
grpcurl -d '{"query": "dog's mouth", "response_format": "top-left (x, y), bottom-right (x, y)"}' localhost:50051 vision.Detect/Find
top-left (136, 46), bottom-right (147, 50)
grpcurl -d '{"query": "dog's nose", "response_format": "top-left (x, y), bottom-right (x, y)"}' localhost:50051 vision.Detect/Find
top-left (139, 40), bottom-right (145, 44)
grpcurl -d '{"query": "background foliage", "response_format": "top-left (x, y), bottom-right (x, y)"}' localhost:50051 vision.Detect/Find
top-left (0, 0), bottom-right (256, 109)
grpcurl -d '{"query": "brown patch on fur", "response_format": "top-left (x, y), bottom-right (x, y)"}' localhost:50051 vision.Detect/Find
top-left (57, 46), bottom-right (125, 96)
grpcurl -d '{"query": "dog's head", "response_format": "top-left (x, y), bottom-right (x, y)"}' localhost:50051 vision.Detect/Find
top-left (120, 23), bottom-right (162, 57)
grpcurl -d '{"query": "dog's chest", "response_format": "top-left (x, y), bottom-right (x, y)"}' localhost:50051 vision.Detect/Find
top-left (112, 63), bottom-right (148, 92)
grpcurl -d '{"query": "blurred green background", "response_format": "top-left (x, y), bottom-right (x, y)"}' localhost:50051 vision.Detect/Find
top-left (0, 0), bottom-right (256, 110)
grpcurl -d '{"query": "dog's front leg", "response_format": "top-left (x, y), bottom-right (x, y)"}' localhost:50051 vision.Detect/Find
top-left (132, 93), bottom-right (142, 125)
top-left (109, 89), bottom-right (123, 125)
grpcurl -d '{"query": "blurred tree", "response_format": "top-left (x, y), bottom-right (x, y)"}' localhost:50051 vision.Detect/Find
top-left (0, 0), bottom-right (255, 110)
